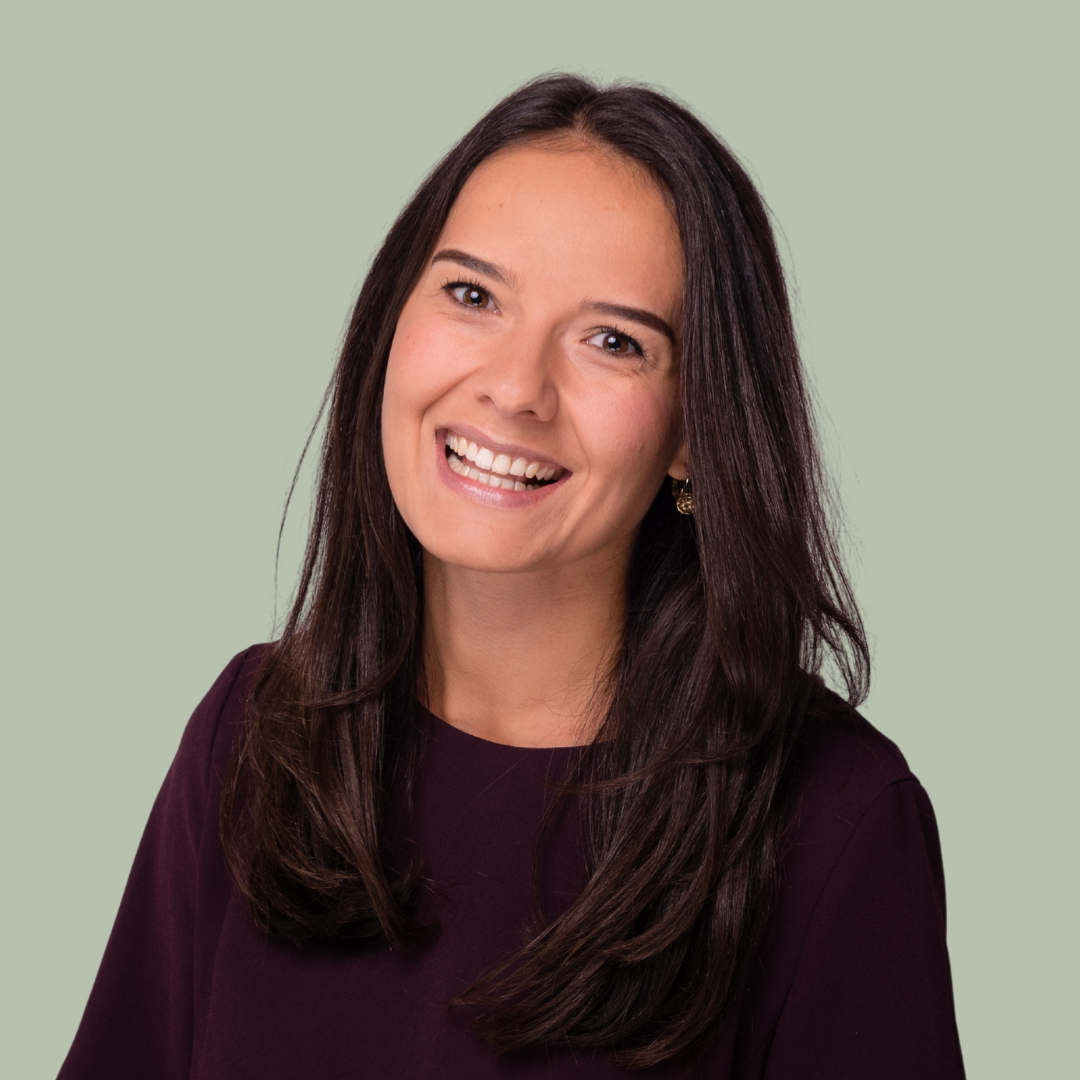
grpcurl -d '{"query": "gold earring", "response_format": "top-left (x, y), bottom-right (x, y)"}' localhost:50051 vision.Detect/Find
top-left (672, 477), bottom-right (695, 515)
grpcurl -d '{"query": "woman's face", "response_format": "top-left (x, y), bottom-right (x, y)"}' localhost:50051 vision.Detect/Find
top-left (381, 141), bottom-right (685, 576)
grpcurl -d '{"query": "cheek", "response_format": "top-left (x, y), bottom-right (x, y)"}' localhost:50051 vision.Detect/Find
top-left (384, 323), bottom-right (430, 418)
top-left (381, 324), bottom-right (434, 482)
top-left (383, 325), bottom-right (447, 462)
top-left (581, 381), bottom-right (681, 487)
top-left (384, 317), bottom-right (472, 426)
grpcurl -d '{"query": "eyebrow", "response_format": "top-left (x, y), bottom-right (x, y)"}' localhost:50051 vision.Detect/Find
top-left (430, 247), bottom-right (677, 344)
top-left (583, 301), bottom-right (677, 344)
top-left (430, 248), bottom-right (516, 288)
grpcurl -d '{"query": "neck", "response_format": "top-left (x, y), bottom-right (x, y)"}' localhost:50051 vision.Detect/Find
top-left (420, 544), bottom-right (631, 747)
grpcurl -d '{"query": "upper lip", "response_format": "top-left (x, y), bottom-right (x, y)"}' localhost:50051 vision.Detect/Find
top-left (437, 423), bottom-right (569, 472)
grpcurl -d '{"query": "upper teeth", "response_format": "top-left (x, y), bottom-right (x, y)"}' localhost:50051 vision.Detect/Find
top-left (445, 432), bottom-right (562, 486)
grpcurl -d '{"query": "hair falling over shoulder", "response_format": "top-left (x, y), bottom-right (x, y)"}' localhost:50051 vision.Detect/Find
top-left (220, 74), bottom-right (869, 1069)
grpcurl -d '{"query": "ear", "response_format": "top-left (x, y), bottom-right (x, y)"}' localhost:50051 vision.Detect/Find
top-left (666, 439), bottom-right (688, 482)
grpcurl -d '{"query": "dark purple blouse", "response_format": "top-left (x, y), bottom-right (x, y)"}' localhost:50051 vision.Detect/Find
top-left (59, 647), bottom-right (965, 1078)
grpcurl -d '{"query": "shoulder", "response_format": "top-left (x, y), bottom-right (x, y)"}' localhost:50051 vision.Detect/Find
top-left (143, 644), bottom-right (273, 862)
top-left (787, 690), bottom-right (918, 841)
top-left (778, 690), bottom-right (939, 909)
top-left (732, 694), bottom-right (965, 1076)
top-left (781, 691), bottom-right (949, 935)
top-left (761, 687), bottom-right (948, 969)
top-left (174, 643), bottom-right (272, 786)
top-left (753, 687), bottom-right (939, 988)
top-left (734, 692), bottom-right (959, 1073)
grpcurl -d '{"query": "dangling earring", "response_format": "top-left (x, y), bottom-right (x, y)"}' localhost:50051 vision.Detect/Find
top-left (672, 476), bottom-right (695, 515)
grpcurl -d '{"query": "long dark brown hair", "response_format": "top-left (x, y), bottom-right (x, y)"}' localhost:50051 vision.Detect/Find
top-left (221, 74), bottom-right (869, 1069)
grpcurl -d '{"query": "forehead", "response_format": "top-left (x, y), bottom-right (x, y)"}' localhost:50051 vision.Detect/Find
top-left (439, 142), bottom-right (682, 299)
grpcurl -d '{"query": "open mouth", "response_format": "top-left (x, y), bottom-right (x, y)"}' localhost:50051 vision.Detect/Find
top-left (443, 432), bottom-right (566, 492)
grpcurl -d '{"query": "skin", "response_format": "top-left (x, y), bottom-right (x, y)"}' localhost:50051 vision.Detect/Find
top-left (381, 140), bottom-right (686, 747)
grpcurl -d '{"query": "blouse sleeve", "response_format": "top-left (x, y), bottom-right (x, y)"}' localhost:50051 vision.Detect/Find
top-left (763, 779), bottom-right (966, 1079)
top-left (57, 650), bottom-right (250, 1080)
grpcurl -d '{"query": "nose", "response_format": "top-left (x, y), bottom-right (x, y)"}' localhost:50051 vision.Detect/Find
top-left (471, 325), bottom-right (559, 423)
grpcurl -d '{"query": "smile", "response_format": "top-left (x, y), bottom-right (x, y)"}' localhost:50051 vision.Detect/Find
top-left (443, 431), bottom-right (565, 492)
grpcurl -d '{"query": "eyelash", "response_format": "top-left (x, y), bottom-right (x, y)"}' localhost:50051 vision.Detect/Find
top-left (442, 277), bottom-right (648, 360)
top-left (595, 326), bottom-right (646, 359)
top-left (442, 277), bottom-right (496, 310)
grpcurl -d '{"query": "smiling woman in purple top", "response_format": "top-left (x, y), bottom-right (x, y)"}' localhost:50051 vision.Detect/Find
top-left (60, 76), bottom-right (965, 1078)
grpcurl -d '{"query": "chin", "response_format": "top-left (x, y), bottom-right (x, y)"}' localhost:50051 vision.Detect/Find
top-left (420, 537), bottom-right (547, 575)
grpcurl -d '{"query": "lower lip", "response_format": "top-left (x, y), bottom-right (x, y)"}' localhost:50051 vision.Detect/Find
top-left (434, 435), bottom-right (569, 507)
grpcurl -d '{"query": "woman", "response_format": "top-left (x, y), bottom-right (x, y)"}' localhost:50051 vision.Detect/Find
top-left (59, 76), bottom-right (965, 1077)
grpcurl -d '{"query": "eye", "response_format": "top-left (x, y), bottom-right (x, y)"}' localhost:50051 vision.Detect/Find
top-left (446, 281), bottom-right (496, 311)
top-left (586, 328), bottom-right (643, 356)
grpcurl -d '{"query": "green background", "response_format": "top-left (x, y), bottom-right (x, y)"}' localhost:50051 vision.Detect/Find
top-left (2, 1), bottom-right (1075, 1075)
